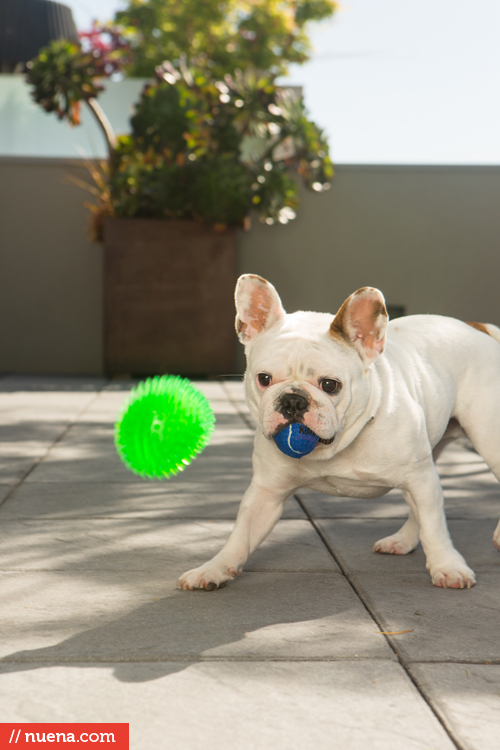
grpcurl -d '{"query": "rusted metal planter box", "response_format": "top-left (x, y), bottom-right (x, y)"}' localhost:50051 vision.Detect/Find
top-left (103, 218), bottom-right (237, 376)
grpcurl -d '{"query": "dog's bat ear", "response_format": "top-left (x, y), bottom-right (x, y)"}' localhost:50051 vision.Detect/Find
top-left (330, 287), bottom-right (388, 364)
top-left (235, 275), bottom-right (286, 344)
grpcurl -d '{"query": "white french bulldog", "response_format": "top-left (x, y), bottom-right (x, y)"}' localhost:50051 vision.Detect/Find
top-left (178, 274), bottom-right (500, 591)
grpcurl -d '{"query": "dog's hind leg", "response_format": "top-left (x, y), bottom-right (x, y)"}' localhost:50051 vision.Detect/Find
top-left (401, 462), bottom-right (475, 588)
top-left (463, 429), bottom-right (500, 551)
top-left (494, 521), bottom-right (500, 550)
top-left (454, 398), bottom-right (500, 553)
top-left (457, 426), bottom-right (500, 551)
top-left (373, 508), bottom-right (420, 555)
top-left (463, 435), bottom-right (500, 551)
top-left (432, 418), bottom-right (467, 462)
top-left (375, 419), bottom-right (470, 556)
top-left (461, 322), bottom-right (500, 551)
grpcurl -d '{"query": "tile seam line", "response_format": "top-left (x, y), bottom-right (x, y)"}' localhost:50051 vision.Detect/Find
top-left (215, 382), bottom-right (462, 747)
top-left (3, 513), bottom-right (495, 522)
top-left (407, 658), bottom-right (500, 665)
top-left (0, 568), bottom-right (343, 573)
top-left (293, 492), bottom-right (465, 750)
top-left (0, 656), bottom-right (399, 665)
top-left (0, 381), bottom-right (110, 511)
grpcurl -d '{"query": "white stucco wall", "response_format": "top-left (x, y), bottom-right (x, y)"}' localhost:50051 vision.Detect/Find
top-left (1, 158), bottom-right (499, 375)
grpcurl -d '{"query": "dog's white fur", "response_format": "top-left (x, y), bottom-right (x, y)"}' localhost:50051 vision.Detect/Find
top-left (178, 274), bottom-right (500, 591)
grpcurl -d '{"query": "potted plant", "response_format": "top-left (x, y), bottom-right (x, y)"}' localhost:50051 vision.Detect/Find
top-left (26, 4), bottom-right (335, 375)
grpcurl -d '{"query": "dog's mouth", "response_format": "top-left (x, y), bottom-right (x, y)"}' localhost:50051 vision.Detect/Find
top-left (271, 423), bottom-right (335, 445)
top-left (318, 434), bottom-right (335, 445)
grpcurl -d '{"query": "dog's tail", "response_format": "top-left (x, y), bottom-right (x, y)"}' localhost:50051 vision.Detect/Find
top-left (466, 321), bottom-right (500, 343)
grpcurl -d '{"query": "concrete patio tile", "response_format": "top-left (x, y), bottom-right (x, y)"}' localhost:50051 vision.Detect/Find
top-left (0, 570), bottom-right (167, 659)
top-left (0, 425), bottom-right (69, 484)
top-left (204, 414), bottom-right (254, 442)
top-left (0, 482), bottom-right (305, 520)
top-left (297, 482), bottom-right (500, 522)
top-left (7, 376), bottom-right (496, 748)
top-left (0, 519), bottom-right (336, 574)
top-left (78, 409), bottom-right (128, 425)
top-left (296, 485), bottom-right (500, 523)
top-left (0, 422), bottom-right (68, 484)
top-left (439, 487), bottom-right (500, 518)
top-left (22, 422), bottom-right (130, 483)
top-left (78, 400), bottom-right (242, 424)
top-left (25, 414), bottom-right (254, 485)
top-left (446, 519), bottom-right (500, 569)
top-left (185, 380), bottom-right (231, 402)
top-left (0, 661), bottom-right (454, 750)
top-left (0, 393), bottom-right (101, 418)
top-left (296, 487), bottom-right (409, 519)
top-left (0, 424), bottom-right (77, 484)
top-left (0, 457), bottom-right (43, 485)
top-left (220, 379), bottom-right (246, 400)
top-left (298, 485), bottom-right (500, 520)
top-left (0, 376), bottom-right (106, 393)
top-left (0, 485), bottom-right (11, 505)
top-left (315, 518), bottom-right (500, 574)
top-left (222, 380), bottom-right (257, 425)
top-left (0, 386), bottom-right (105, 483)
top-left (0, 572), bottom-right (393, 662)
top-left (0, 567), bottom-right (174, 607)
top-left (437, 440), bottom-right (495, 479)
top-left (297, 443), bottom-right (500, 521)
top-left (349, 571), bottom-right (500, 663)
top-left (409, 663), bottom-right (500, 750)
top-left (78, 385), bottom-right (135, 417)
top-left (23, 439), bottom-right (252, 488)
top-left (86, 380), bottom-right (239, 422)
top-left (0, 423), bottom-right (67, 447)
top-left (316, 518), bottom-right (427, 576)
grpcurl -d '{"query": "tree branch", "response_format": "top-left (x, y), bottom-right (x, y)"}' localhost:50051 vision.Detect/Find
top-left (85, 97), bottom-right (118, 158)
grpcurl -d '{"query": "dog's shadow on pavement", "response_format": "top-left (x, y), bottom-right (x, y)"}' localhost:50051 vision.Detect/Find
top-left (0, 569), bottom-right (367, 683)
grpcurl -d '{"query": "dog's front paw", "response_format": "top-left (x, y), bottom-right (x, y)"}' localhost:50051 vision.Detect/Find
top-left (429, 557), bottom-right (476, 589)
top-left (177, 562), bottom-right (241, 591)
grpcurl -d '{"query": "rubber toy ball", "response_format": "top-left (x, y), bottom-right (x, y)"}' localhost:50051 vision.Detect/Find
top-left (115, 375), bottom-right (215, 479)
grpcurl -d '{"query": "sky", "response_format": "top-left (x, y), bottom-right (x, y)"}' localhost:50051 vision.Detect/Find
top-left (61, 0), bottom-right (500, 164)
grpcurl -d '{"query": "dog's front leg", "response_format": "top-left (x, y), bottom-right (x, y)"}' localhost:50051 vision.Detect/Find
top-left (177, 482), bottom-right (290, 591)
top-left (404, 463), bottom-right (476, 589)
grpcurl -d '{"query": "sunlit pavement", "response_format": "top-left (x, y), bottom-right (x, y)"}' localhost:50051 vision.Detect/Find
top-left (0, 375), bottom-right (499, 749)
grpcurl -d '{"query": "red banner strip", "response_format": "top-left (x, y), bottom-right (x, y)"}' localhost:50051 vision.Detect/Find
top-left (1, 724), bottom-right (129, 749)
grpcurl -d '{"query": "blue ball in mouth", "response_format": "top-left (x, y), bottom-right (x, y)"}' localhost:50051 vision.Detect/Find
top-left (274, 423), bottom-right (319, 458)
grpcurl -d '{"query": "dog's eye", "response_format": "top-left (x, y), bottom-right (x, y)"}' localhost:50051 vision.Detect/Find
top-left (257, 373), bottom-right (272, 387)
top-left (320, 378), bottom-right (341, 395)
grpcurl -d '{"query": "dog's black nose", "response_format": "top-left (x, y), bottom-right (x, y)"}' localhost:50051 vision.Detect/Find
top-left (280, 393), bottom-right (308, 419)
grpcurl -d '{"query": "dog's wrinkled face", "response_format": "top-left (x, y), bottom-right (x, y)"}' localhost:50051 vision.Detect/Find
top-left (235, 275), bottom-right (388, 451)
top-left (244, 312), bottom-right (355, 442)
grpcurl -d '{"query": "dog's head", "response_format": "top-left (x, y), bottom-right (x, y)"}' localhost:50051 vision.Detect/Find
top-left (235, 274), bottom-right (388, 451)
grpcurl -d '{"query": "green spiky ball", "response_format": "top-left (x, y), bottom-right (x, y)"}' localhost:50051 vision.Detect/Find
top-left (115, 375), bottom-right (215, 479)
